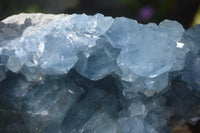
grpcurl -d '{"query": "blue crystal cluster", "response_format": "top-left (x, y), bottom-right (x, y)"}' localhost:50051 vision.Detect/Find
top-left (0, 13), bottom-right (200, 133)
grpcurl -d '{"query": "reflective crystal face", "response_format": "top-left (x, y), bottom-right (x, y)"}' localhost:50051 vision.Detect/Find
top-left (0, 13), bottom-right (200, 133)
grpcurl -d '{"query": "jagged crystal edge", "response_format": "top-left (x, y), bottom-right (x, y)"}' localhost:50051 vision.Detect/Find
top-left (0, 13), bottom-right (191, 96)
top-left (0, 13), bottom-right (200, 133)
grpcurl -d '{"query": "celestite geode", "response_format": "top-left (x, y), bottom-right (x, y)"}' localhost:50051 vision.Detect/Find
top-left (0, 13), bottom-right (200, 133)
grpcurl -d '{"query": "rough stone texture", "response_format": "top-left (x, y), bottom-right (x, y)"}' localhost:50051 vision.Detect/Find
top-left (0, 13), bottom-right (200, 133)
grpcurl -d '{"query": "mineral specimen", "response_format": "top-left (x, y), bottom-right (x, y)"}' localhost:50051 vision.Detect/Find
top-left (0, 13), bottom-right (200, 133)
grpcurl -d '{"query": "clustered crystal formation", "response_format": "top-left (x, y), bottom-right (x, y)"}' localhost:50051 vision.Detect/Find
top-left (0, 13), bottom-right (200, 133)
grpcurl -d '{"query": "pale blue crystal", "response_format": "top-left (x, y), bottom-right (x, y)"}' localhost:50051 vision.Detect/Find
top-left (181, 25), bottom-right (200, 91)
top-left (2, 14), bottom-right (114, 81)
top-left (117, 117), bottom-right (145, 133)
top-left (78, 107), bottom-right (117, 133)
top-left (1, 13), bottom-right (200, 133)
top-left (75, 36), bottom-right (120, 80)
top-left (114, 19), bottom-right (185, 80)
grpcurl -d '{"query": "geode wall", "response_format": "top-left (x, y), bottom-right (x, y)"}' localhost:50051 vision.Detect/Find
top-left (0, 13), bottom-right (200, 133)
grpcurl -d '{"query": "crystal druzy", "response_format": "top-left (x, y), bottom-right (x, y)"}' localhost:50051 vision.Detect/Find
top-left (0, 13), bottom-right (200, 133)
